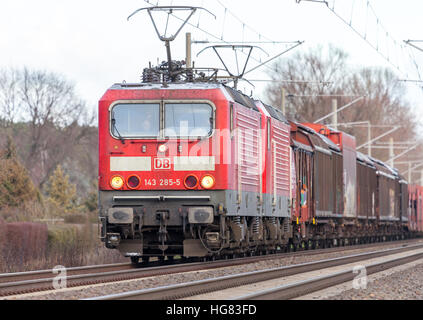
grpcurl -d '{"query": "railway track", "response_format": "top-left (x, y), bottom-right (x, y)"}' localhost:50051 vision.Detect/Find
top-left (236, 251), bottom-right (423, 300)
top-left (86, 242), bottom-right (423, 300)
top-left (1, 238), bottom-right (421, 298)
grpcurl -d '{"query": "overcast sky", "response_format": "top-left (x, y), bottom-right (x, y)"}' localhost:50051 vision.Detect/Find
top-left (1, 0), bottom-right (422, 123)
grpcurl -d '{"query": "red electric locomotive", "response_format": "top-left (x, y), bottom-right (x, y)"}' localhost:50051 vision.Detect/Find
top-left (98, 80), bottom-right (295, 262)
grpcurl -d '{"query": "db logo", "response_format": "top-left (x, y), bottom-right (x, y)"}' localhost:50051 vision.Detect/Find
top-left (154, 158), bottom-right (171, 170)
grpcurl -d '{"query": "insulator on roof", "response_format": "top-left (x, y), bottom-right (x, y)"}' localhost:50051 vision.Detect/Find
top-left (186, 69), bottom-right (193, 82)
top-left (142, 68), bottom-right (160, 83)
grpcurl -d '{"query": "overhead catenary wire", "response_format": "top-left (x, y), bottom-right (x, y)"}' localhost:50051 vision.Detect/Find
top-left (297, 0), bottom-right (422, 80)
top-left (141, 0), bottom-right (304, 77)
top-left (242, 79), bottom-right (333, 85)
top-left (214, 0), bottom-right (275, 43)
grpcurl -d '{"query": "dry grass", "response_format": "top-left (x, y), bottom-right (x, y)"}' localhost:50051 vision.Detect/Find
top-left (0, 220), bottom-right (126, 273)
top-left (0, 200), bottom-right (45, 223)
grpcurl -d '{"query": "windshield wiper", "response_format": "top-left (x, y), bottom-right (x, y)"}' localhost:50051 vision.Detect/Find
top-left (111, 117), bottom-right (125, 144)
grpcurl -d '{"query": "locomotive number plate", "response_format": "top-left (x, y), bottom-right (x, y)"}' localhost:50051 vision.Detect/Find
top-left (144, 178), bottom-right (181, 187)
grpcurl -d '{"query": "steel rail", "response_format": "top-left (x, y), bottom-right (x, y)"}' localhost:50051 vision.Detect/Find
top-left (85, 243), bottom-right (423, 300)
top-left (1, 239), bottom-right (421, 297)
top-left (238, 251), bottom-right (423, 300)
top-left (0, 262), bottom-right (132, 284)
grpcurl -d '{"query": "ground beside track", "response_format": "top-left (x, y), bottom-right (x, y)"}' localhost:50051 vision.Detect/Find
top-left (183, 248), bottom-right (423, 300)
top-left (296, 259), bottom-right (423, 300)
top-left (3, 241), bottom-right (421, 300)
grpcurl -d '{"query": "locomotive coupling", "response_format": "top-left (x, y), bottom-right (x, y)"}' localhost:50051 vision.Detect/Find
top-left (106, 233), bottom-right (121, 248)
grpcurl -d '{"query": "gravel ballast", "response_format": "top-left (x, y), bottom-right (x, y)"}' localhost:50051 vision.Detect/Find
top-left (326, 260), bottom-right (423, 300)
top-left (4, 241), bottom-right (422, 300)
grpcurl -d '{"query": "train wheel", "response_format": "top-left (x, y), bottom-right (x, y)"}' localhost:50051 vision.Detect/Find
top-left (167, 256), bottom-right (174, 263)
top-left (142, 256), bottom-right (150, 264)
top-left (158, 256), bottom-right (165, 264)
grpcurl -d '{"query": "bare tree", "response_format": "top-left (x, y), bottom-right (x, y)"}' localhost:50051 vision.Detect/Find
top-left (0, 67), bottom-right (95, 188)
top-left (265, 45), bottom-right (420, 165)
top-left (0, 68), bottom-right (20, 125)
top-left (266, 45), bottom-right (349, 122)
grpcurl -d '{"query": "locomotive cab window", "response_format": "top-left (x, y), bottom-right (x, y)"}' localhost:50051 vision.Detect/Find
top-left (111, 103), bottom-right (160, 138)
top-left (165, 103), bottom-right (213, 138)
top-left (110, 101), bottom-right (214, 140)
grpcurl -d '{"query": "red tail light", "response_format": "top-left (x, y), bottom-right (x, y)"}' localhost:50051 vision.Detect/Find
top-left (127, 175), bottom-right (140, 189)
top-left (184, 175), bottom-right (198, 189)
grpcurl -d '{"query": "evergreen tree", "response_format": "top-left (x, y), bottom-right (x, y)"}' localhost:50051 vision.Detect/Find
top-left (45, 165), bottom-right (78, 214)
top-left (0, 136), bottom-right (39, 208)
top-left (3, 135), bottom-right (17, 160)
top-left (83, 179), bottom-right (98, 212)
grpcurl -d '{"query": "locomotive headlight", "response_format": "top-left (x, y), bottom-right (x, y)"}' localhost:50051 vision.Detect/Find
top-left (158, 144), bottom-right (167, 153)
top-left (201, 175), bottom-right (215, 189)
top-left (110, 175), bottom-right (124, 189)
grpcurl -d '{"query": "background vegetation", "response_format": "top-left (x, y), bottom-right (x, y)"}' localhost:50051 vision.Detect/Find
top-left (265, 45), bottom-right (422, 172)
top-left (0, 67), bottom-right (125, 272)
